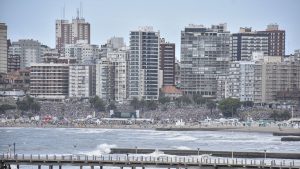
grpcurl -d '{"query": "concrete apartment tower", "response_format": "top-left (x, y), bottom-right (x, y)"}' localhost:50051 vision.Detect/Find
top-left (180, 24), bottom-right (231, 98)
top-left (231, 27), bottom-right (269, 61)
top-left (128, 26), bottom-right (160, 100)
top-left (257, 23), bottom-right (285, 56)
top-left (56, 9), bottom-right (90, 53)
top-left (160, 38), bottom-right (175, 86)
top-left (0, 23), bottom-right (7, 74)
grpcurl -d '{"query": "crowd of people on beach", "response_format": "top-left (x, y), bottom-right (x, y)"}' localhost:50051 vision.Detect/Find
top-left (0, 97), bottom-right (299, 129)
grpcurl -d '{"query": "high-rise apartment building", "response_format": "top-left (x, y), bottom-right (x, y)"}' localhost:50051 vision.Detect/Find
top-left (128, 26), bottom-right (160, 100)
top-left (231, 27), bottom-right (269, 61)
top-left (95, 50), bottom-right (128, 102)
top-left (160, 38), bottom-right (175, 86)
top-left (180, 24), bottom-right (231, 98)
top-left (56, 16), bottom-right (90, 53)
top-left (258, 24), bottom-right (285, 56)
top-left (96, 57), bottom-right (114, 101)
top-left (9, 39), bottom-right (42, 69)
top-left (254, 58), bottom-right (300, 104)
top-left (30, 63), bottom-right (69, 100)
top-left (0, 23), bottom-right (7, 73)
top-left (69, 64), bottom-right (96, 98)
top-left (226, 61), bottom-right (255, 102)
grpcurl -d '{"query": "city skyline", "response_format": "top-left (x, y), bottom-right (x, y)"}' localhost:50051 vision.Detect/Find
top-left (1, 0), bottom-right (300, 59)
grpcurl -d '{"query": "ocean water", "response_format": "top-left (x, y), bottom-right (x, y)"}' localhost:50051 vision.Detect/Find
top-left (1, 127), bottom-right (300, 169)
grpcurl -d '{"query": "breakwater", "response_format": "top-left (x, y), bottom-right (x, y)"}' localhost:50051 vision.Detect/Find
top-left (110, 148), bottom-right (300, 159)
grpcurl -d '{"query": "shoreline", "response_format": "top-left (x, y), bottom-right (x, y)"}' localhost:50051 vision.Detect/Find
top-left (1, 124), bottom-right (300, 134)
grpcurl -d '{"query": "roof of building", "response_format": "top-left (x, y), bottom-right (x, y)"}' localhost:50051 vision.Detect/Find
top-left (161, 86), bottom-right (182, 94)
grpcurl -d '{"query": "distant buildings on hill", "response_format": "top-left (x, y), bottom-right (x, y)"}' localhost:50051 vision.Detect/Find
top-left (1, 14), bottom-right (300, 107)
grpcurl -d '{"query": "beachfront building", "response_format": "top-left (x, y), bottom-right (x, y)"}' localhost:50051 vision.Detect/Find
top-left (160, 38), bottom-right (175, 86)
top-left (231, 27), bottom-right (269, 61)
top-left (180, 23), bottom-right (231, 98)
top-left (128, 26), bottom-right (160, 100)
top-left (0, 23), bottom-right (7, 74)
top-left (254, 58), bottom-right (300, 105)
top-left (226, 61), bottom-right (255, 102)
top-left (69, 64), bottom-right (96, 98)
top-left (257, 23), bottom-right (285, 56)
top-left (30, 63), bottom-right (69, 100)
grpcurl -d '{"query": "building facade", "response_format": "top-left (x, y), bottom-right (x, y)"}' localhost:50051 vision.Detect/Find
top-left (258, 24), bottom-right (285, 56)
top-left (56, 16), bottom-right (90, 53)
top-left (69, 64), bottom-right (96, 98)
top-left (30, 63), bottom-right (69, 100)
top-left (254, 60), bottom-right (300, 104)
top-left (160, 38), bottom-right (175, 86)
top-left (128, 26), bottom-right (160, 100)
top-left (0, 23), bottom-right (7, 73)
top-left (231, 27), bottom-right (269, 61)
top-left (9, 39), bottom-right (42, 69)
top-left (226, 61), bottom-right (255, 102)
top-left (180, 24), bottom-right (231, 98)
top-left (64, 40), bottom-right (99, 64)
top-left (96, 58), bottom-right (114, 101)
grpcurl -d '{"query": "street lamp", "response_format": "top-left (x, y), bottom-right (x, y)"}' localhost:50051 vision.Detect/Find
top-left (264, 150), bottom-right (267, 160)
top-left (8, 144), bottom-right (11, 158)
top-left (197, 148), bottom-right (200, 156)
top-left (13, 142), bottom-right (15, 157)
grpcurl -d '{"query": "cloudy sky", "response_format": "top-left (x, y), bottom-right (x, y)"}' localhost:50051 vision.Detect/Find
top-left (1, 0), bottom-right (299, 59)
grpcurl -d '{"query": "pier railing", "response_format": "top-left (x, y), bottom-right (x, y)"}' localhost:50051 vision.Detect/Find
top-left (1, 153), bottom-right (299, 169)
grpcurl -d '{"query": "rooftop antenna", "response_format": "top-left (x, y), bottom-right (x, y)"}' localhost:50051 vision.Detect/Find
top-left (76, 8), bottom-right (79, 19)
top-left (63, 4), bottom-right (65, 19)
top-left (80, 2), bottom-right (83, 18)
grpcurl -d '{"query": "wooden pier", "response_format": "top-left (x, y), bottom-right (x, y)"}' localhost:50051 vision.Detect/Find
top-left (1, 154), bottom-right (299, 169)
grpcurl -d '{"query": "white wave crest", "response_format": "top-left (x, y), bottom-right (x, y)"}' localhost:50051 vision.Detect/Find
top-left (166, 135), bottom-right (197, 141)
top-left (82, 143), bottom-right (117, 156)
top-left (173, 146), bottom-right (191, 150)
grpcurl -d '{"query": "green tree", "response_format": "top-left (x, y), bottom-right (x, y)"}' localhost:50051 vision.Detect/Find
top-left (270, 110), bottom-right (291, 121)
top-left (206, 100), bottom-right (216, 115)
top-left (193, 94), bottom-right (206, 105)
top-left (107, 101), bottom-right (117, 111)
top-left (242, 101), bottom-right (254, 108)
top-left (182, 95), bottom-right (191, 105)
top-left (31, 102), bottom-right (41, 113)
top-left (218, 98), bottom-right (241, 117)
top-left (0, 104), bottom-right (16, 114)
top-left (146, 100), bottom-right (158, 110)
top-left (89, 96), bottom-right (106, 112)
top-left (130, 97), bottom-right (140, 110)
top-left (16, 100), bottom-right (30, 111)
top-left (94, 98), bottom-right (106, 112)
top-left (158, 96), bottom-right (171, 105)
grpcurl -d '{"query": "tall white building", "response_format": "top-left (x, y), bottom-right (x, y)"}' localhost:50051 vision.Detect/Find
top-left (107, 50), bottom-right (128, 102)
top-left (69, 64), bottom-right (96, 98)
top-left (128, 26), bottom-right (160, 100)
top-left (0, 23), bottom-right (7, 73)
top-left (226, 61), bottom-right (255, 102)
top-left (96, 57), bottom-right (114, 101)
top-left (95, 50), bottom-right (128, 102)
top-left (64, 40), bottom-right (99, 64)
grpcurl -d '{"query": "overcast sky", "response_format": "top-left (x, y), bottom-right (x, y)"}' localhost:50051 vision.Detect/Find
top-left (1, 0), bottom-right (299, 59)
